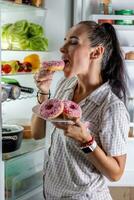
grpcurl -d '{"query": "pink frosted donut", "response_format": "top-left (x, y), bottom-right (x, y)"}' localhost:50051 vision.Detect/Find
top-left (40, 99), bottom-right (64, 119)
top-left (63, 100), bottom-right (82, 119)
top-left (42, 60), bottom-right (65, 71)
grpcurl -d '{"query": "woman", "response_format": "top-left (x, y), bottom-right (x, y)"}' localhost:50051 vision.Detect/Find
top-left (31, 21), bottom-right (130, 199)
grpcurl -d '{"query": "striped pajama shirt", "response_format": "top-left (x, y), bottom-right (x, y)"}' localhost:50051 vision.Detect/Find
top-left (43, 76), bottom-right (130, 200)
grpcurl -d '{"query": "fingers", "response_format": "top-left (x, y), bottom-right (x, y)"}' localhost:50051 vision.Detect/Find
top-left (34, 70), bottom-right (54, 82)
top-left (52, 122), bottom-right (72, 132)
top-left (33, 68), bottom-right (54, 92)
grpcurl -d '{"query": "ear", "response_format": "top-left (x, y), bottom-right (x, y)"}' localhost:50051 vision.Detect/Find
top-left (90, 46), bottom-right (105, 59)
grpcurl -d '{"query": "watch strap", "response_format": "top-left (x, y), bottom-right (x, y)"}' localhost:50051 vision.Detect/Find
top-left (81, 140), bottom-right (97, 153)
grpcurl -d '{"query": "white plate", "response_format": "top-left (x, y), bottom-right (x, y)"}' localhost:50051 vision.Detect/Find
top-left (32, 105), bottom-right (74, 123)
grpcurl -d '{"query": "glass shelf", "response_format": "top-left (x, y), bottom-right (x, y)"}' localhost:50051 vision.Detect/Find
top-left (0, 0), bottom-right (47, 16)
top-left (125, 60), bottom-right (134, 64)
top-left (91, 14), bottom-right (134, 21)
top-left (2, 138), bottom-right (45, 161)
top-left (2, 72), bottom-right (35, 76)
top-left (122, 46), bottom-right (134, 51)
top-left (90, 14), bottom-right (134, 31)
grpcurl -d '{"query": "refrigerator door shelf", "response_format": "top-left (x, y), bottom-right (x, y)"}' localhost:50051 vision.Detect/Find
top-left (90, 14), bottom-right (134, 21)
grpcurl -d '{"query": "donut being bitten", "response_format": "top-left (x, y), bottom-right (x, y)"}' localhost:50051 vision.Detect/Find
top-left (39, 99), bottom-right (64, 119)
top-left (63, 100), bottom-right (82, 119)
top-left (42, 60), bottom-right (65, 71)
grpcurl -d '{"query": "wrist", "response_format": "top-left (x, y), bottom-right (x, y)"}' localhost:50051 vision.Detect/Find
top-left (81, 130), bottom-right (93, 144)
top-left (36, 90), bottom-right (51, 104)
top-left (80, 139), bottom-right (97, 154)
top-left (80, 136), bottom-right (94, 147)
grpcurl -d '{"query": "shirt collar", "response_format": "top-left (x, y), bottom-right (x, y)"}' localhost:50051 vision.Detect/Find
top-left (84, 82), bottom-right (111, 106)
top-left (64, 77), bottom-right (110, 106)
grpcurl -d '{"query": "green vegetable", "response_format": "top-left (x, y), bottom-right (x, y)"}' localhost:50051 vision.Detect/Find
top-left (29, 36), bottom-right (48, 51)
top-left (1, 20), bottom-right (48, 51)
top-left (28, 23), bottom-right (44, 37)
top-left (1, 23), bottom-right (13, 49)
top-left (11, 34), bottom-right (30, 50)
top-left (11, 20), bottom-right (29, 35)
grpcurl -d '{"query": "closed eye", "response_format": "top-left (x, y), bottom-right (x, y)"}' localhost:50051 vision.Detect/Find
top-left (70, 38), bottom-right (78, 45)
top-left (64, 36), bottom-right (79, 45)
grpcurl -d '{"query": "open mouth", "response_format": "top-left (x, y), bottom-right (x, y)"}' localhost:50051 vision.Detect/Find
top-left (63, 58), bottom-right (70, 67)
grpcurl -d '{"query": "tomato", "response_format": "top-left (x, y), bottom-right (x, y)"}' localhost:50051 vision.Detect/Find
top-left (2, 64), bottom-right (12, 74)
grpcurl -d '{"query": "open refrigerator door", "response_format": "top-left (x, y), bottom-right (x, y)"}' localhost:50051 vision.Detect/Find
top-left (0, 0), bottom-right (72, 199)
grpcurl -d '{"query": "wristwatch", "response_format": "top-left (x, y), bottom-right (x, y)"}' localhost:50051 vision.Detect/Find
top-left (80, 139), bottom-right (97, 154)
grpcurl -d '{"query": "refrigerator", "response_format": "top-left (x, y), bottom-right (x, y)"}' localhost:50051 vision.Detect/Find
top-left (73, 0), bottom-right (134, 196)
top-left (0, 0), bottom-right (72, 199)
top-left (1, 0), bottom-right (134, 199)
top-left (73, 0), bottom-right (134, 93)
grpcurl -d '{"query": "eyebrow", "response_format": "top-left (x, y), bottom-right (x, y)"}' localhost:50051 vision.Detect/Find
top-left (64, 36), bottom-right (79, 41)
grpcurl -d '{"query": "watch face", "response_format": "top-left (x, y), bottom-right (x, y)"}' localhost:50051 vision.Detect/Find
top-left (81, 147), bottom-right (92, 153)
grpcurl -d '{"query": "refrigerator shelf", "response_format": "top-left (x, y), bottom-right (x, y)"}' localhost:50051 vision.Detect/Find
top-left (4, 92), bottom-right (37, 103)
top-left (113, 25), bottom-right (134, 31)
top-left (2, 72), bottom-right (36, 77)
top-left (91, 14), bottom-right (134, 21)
top-left (121, 46), bottom-right (134, 51)
top-left (0, 0), bottom-right (47, 16)
top-left (125, 60), bottom-right (134, 64)
top-left (90, 14), bottom-right (134, 31)
top-left (1, 50), bottom-right (61, 61)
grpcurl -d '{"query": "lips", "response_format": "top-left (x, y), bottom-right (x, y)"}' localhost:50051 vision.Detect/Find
top-left (62, 57), bottom-right (70, 67)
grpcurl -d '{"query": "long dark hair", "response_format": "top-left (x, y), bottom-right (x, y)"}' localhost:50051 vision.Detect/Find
top-left (79, 20), bottom-right (128, 103)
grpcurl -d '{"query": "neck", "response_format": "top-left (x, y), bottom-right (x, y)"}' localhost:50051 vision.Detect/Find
top-left (73, 62), bottom-right (102, 103)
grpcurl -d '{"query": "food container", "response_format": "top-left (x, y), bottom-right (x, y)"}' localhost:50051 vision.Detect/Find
top-left (115, 9), bottom-right (134, 25)
top-left (22, 125), bottom-right (32, 139)
top-left (1, 87), bottom-right (8, 102)
top-left (2, 124), bottom-right (24, 153)
top-left (2, 84), bottom-right (21, 100)
top-left (98, 19), bottom-right (114, 24)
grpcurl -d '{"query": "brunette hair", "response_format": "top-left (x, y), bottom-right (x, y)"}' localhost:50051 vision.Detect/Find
top-left (78, 20), bottom-right (128, 103)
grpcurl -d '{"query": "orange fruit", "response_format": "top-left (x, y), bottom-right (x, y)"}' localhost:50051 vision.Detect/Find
top-left (23, 54), bottom-right (40, 72)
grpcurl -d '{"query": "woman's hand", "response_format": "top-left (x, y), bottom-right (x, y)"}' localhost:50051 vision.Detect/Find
top-left (53, 119), bottom-right (92, 144)
top-left (34, 67), bottom-right (54, 93)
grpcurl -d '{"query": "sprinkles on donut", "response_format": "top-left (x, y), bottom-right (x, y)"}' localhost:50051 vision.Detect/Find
top-left (39, 98), bottom-right (82, 120)
top-left (42, 60), bottom-right (65, 71)
top-left (39, 99), bottom-right (64, 119)
top-left (63, 100), bottom-right (82, 119)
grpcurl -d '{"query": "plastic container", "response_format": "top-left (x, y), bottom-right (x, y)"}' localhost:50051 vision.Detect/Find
top-left (115, 9), bottom-right (134, 25)
top-left (2, 84), bottom-right (21, 100)
top-left (1, 87), bottom-right (8, 102)
top-left (99, 0), bottom-right (113, 15)
top-left (98, 19), bottom-right (114, 24)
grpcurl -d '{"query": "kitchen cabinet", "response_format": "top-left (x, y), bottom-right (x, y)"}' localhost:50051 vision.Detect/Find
top-left (109, 187), bottom-right (134, 200)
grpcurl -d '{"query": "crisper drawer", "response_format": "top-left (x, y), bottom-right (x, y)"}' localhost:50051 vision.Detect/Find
top-left (5, 148), bottom-right (44, 200)
top-left (16, 186), bottom-right (44, 200)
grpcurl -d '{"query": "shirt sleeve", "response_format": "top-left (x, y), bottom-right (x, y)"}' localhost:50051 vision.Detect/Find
top-left (99, 102), bottom-right (130, 156)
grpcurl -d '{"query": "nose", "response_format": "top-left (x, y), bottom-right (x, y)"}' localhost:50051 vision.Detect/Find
top-left (60, 45), bottom-right (65, 53)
